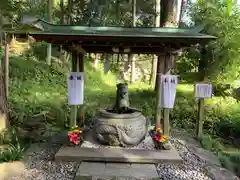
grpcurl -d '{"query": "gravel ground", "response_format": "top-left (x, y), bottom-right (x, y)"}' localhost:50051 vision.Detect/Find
top-left (157, 137), bottom-right (211, 180)
top-left (12, 132), bottom-right (79, 180)
top-left (11, 129), bottom-right (213, 180)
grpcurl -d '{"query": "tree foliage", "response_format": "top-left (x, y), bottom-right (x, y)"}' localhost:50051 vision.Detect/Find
top-left (69, 0), bottom-right (155, 26)
top-left (185, 0), bottom-right (240, 82)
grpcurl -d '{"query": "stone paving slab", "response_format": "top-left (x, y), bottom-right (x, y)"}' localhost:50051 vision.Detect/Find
top-left (205, 165), bottom-right (240, 180)
top-left (55, 145), bottom-right (182, 164)
top-left (187, 145), bottom-right (221, 166)
top-left (0, 161), bottom-right (26, 180)
top-left (75, 162), bottom-right (159, 180)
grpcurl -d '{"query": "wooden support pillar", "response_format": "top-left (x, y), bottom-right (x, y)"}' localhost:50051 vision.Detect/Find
top-left (162, 53), bottom-right (172, 136)
top-left (78, 53), bottom-right (84, 127)
top-left (69, 52), bottom-right (78, 127)
top-left (69, 52), bottom-right (85, 127)
top-left (196, 46), bottom-right (207, 139)
top-left (155, 54), bottom-right (165, 131)
top-left (197, 98), bottom-right (204, 139)
top-left (163, 109), bottom-right (170, 136)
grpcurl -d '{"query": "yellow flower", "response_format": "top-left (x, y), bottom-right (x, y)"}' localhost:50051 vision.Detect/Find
top-left (160, 135), bottom-right (168, 143)
top-left (72, 129), bottom-right (82, 133)
top-left (160, 138), bottom-right (166, 143)
top-left (162, 135), bottom-right (167, 139)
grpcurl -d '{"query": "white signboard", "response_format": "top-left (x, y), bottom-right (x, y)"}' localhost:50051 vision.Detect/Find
top-left (68, 72), bottom-right (84, 105)
top-left (160, 75), bottom-right (178, 109)
top-left (194, 83), bottom-right (212, 98)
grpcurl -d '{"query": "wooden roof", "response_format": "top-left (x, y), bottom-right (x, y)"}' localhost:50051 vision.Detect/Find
top-left (2, 18), bottom-right (216, 54)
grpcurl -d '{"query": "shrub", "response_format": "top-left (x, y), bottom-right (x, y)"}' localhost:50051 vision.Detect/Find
top-left (0, 144), bottom-right (25, 162)
top-left (0, 127), bottom-right (26, 162)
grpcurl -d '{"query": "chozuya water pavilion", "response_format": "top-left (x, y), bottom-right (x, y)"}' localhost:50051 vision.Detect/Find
top-left (3, 16), bottom-right (216, 178)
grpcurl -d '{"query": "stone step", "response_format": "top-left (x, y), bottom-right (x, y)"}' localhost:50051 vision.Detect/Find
top-left (75, 162), bottom-right (159, 180)
top-left (55, 145), bottom-right (182, 164)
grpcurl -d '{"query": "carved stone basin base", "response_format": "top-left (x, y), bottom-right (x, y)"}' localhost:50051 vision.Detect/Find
top-left (93, 108), bottom-right (149, 147)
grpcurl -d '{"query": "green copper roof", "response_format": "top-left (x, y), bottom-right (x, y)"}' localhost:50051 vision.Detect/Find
top-left (1, 17), bottom-right (216, 53)
top-left (2, 18), bottom-right (216, 40)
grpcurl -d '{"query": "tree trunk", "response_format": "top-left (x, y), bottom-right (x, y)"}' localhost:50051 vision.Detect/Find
top-left (160, 0), bottom-right (179, 27)
top-left (0, 73), bottom-right (8, 132)
top-left (68, 0), bottom-right (73, 24)
top-left (104, 54), bottom-right (110, 74)
top-left (93, 53), bottom-right (100, 69)
top-left (175, 0), bottom-right (183, 25)
top-left (0, 40), bottom-right (9, 132)
top-left (155, 0), bottom-right (180, 90)
top-left (154, 0), bottom-right (161, 91)
top-left (130, 0), bottom-right (136, 83)
top-left (60, 0), bottom-right (64, 24)
top-left (4, 34), bottom-right (8, 98)
top-left (0, 33), bottom-right (2, 47)
top-left (124, 54), bottom-right (129, 73)
top-left (46, 0), bottom-right (53, 65)
top-left (178, 0), bottom-right (188, 26)
top-left (59, 0), bottom-right (68, 64)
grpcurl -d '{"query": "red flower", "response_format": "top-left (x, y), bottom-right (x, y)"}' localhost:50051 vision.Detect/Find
top-left (152, 131), bottom-right (162, 143)
top-left (69, 133), bottom-right (80, 145)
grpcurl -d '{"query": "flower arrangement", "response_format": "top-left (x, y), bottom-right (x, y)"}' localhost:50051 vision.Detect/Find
top-left (68, 125), bottom-right (83, 146)
top-left (150, 128), bottom-right (168, 150)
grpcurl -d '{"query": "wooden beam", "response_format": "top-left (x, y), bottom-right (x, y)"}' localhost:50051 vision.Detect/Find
top-left (31, 34), bottom-right (208, 46)
top-left (62, 44), bottom-right (179, 54)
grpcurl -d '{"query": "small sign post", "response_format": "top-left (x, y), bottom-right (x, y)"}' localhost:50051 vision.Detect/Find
top-left (68, 72), bottom-right (84, 105)
top-left (160, 74), bottom-right (178, 135)
top-left (160, 75), bottom-right (178, 108)
top-left (194, 83), bottom-right (213, 139)
top-left (194, 83), bottom-right (212, 98)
